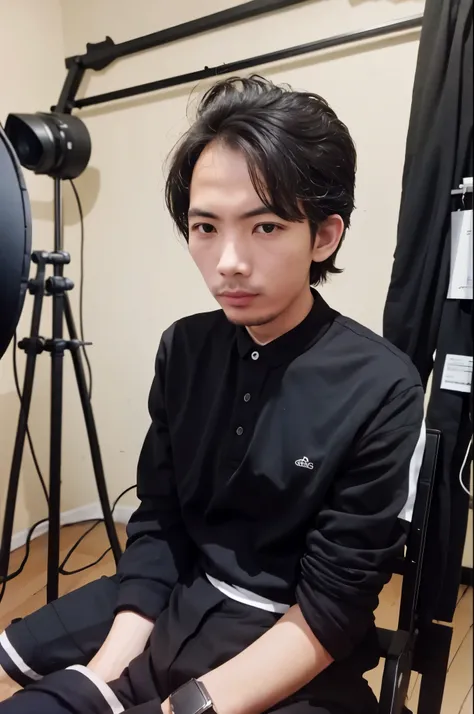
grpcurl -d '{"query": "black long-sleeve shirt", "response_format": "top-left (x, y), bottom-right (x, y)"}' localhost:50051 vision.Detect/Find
top-left (116, 291), bottom-right (425, 661)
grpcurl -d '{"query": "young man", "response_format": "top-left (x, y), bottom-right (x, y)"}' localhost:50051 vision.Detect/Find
top-left (0, 76), bottom-right (425, 714)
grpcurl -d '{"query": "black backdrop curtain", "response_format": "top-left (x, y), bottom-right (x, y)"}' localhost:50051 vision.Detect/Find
top-left (383, 0), bottom-right (473, 621)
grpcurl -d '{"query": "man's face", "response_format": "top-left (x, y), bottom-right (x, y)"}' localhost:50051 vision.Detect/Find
top-left (188, 141), bottom-right (317, 327)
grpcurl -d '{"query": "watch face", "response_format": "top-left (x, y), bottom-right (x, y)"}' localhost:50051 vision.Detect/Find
top-left (170, 680), bottom-right (209, 714)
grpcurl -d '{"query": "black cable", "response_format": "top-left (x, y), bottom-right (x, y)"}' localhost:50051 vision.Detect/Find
top-left (59, 521), bottom-right (111, 575)
top-left (12, 332), bottom-right (49, 503)
top-left (68, 179), bottom-right (93, 400)
top-left (0, 486), bottom-right (135, 601)
top-left (57, 179), bottom-right (133, 575)
top-left (0, 518), bottom-right (49, 602)
top-left (2, 115), bottom-right (48, 596)
top-left (0, 519), bottom-right (48, 583)
top-left (2, 180), bottom-right (119, 599)
top-left (59, 485), bottom-right (135, 575)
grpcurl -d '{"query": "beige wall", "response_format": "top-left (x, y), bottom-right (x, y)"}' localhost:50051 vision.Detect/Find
top-left (1, 0), bottom-right (470, 579)
top-left (3, 1), bottom-right (439, 534)
top-left (57, 0), bottom-right (425, 514)
top-left (0, 0), bottom-right (65, 534)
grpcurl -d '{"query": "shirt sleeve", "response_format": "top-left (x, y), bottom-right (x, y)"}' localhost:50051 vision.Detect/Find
top-left (296, 384), bottom-right (425, 661)
top-left (115, 331), bottom-right (196, 620)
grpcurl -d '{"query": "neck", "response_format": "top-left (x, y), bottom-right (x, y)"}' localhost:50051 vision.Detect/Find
top-left (247, 288), bottom-right (314, 345)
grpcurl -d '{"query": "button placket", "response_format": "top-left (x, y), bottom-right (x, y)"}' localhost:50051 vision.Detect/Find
top-left (224, 349), bottom-right (266, 465)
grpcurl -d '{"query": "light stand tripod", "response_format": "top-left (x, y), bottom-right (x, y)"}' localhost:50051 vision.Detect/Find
top-left (0, 178), bottom-right (122, 603)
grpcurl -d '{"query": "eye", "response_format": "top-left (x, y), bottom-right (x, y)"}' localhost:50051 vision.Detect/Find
top-left (254, 223), bottom-right (282, 235)
top-left (192, 223), bottom-right (216, 234)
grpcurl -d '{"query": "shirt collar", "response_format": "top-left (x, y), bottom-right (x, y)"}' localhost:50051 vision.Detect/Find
top-left (235, 290), bottom-right (338, 366)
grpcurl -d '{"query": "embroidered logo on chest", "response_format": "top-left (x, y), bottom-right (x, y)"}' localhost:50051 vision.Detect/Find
top-left (295, 456), bottom-right (314, 470)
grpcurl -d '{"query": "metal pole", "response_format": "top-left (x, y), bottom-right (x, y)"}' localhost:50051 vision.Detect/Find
top-left (68, 0), bottom-right (312, 72)
top-left (47, 180), bottom-right (65, 602)
top-left (74, 15), bottom-right (423, 110)
top-left (64, 294), bottom-right (122, 563)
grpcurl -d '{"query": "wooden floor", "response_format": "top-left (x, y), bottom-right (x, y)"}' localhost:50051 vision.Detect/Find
top-left (0, 524), bottom-right (472, 712)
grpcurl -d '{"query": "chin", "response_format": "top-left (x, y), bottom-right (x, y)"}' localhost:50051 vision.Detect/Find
top-left (223, 307), bottom-right (275, 327)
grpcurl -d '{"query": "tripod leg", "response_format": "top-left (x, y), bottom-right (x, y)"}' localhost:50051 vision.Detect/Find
top-left (64, 294), bottom-right (122, 564)
top-left (0, 260), bottom-right (46, 590)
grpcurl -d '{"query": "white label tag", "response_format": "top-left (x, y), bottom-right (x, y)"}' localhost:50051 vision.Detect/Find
top-left (441, 354), bottom-right (473, 393)
top-left (447, 210), bottom-right (473, 300)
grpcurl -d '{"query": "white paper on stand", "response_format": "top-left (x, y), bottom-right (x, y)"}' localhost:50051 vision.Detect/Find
top-left (440, 354), bottom-right (473, 394)
top-left (447, 209), bottom-right (473, 300)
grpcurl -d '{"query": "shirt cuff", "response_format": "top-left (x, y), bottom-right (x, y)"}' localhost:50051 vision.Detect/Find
top-left (114, 581), bottom-right (168, 622)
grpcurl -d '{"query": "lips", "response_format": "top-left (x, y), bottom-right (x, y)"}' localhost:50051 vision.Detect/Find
top-left (220, 292), bottom-right (256, 299)
top-left (218, 291), bottom-right (258, 307)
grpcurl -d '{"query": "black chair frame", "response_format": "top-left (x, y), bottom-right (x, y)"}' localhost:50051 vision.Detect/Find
top-left (377, 429), bottom-right (453, 714)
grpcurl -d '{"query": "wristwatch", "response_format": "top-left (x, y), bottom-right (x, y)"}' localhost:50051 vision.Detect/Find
top-left (169, 679), bottom-right (216, 714)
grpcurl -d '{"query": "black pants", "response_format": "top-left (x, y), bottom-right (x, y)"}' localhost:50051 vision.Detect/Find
top-left (0, 575), bottom-right (378, 714)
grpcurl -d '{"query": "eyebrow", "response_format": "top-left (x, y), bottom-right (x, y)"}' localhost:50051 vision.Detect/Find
top-left (188, 206), bottom-right (277, 220)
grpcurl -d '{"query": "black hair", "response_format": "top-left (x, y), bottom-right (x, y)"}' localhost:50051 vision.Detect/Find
top-left (165, 75), bottom-right (356, 285)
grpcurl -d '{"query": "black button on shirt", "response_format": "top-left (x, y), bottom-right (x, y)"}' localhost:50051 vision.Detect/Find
top-left (116, 291), bottom-right (424, 661)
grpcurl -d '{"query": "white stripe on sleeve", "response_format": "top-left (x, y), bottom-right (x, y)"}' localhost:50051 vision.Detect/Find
top-left (399, 421), bottom-right (426, 523)
top-left (0, 631), bottom-right (42, 681)
top-left (66, 665), bottom-right (125, 714)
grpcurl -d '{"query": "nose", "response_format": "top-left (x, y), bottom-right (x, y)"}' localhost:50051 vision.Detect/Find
top-left (217, 236), bottom-right (251, 277)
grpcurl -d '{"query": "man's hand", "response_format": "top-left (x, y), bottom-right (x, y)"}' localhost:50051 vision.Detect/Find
top-left (161, 698), bottom-right (171, 714)
top-left (87, 611), bottom-right (154, 682)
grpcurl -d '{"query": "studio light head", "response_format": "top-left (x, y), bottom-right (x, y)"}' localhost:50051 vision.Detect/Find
top-left (5, 112), bottom-right (91, 180)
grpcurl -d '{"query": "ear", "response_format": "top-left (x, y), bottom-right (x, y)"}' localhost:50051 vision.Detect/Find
top-left (311, 215), bottom-right (345, 264)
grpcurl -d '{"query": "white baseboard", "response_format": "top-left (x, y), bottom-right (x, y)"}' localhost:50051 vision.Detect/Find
top-left (113, 505), bottom-right (135, 525)
top-left (10, 503), bottom-right (135, 553)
